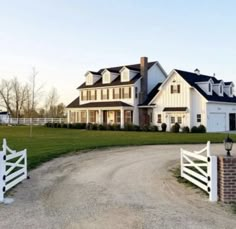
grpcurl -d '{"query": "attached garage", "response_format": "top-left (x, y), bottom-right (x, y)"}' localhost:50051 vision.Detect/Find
top-left (208, 113), bottom-right (226, 132)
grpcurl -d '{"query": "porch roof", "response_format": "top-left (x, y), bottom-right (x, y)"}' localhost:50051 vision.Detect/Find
top-left (72, 101), bottom-right (133, 108)
top-left (163, 107), bottom-right (188, 112)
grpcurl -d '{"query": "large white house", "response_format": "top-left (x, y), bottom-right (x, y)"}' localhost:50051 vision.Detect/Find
top-left (146, 69), bottom-right (236, 132)
top-left (67, 57), bottom-right (167, 128)
top-left (67, 57), bottom-right (236, 132)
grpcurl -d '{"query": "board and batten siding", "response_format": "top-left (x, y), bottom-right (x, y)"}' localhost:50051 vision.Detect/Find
top-left (152, 72), bottom-right (191, 129)
top-left (190, 88), bottom-right (207, 128)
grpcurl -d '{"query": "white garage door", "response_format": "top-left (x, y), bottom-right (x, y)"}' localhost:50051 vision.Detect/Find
top-left (208, 113), bottom-right (226, 132)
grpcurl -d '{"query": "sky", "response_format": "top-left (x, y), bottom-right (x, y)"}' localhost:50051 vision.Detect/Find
top-left (0, 0), bottom-right (236, 105)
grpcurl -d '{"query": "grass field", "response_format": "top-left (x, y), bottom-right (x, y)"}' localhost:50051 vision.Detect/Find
top-left (0, 126), bottom-right (234, 169)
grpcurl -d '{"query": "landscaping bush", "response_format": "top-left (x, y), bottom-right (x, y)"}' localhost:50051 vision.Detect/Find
top-left (113, 124), bottom-right (121, 131)
top-left (106, 124), bottom-right (115, 131)
top-left (150, 125), bottom-right (158, 132)
top-left (141, 125), bottom-right (150, 132)
top-left (133, 125), bottom-right (141, 131)
top-left (198, 124), bottom-right (206, 133)
top-left (98, 124), bottom-right (106, 130)
top-left (182, 126), bottom-right (190, 133)
top-left (191, 126), bottom-right (198, 133)
top-left (171, 123), bottom-right (180, 133)
top-left (161, 123), bottom-right (167, 132)
top-left (124, 124), bottom-right (135, 131)
top-left (91, 123), bottom-right (98, 130)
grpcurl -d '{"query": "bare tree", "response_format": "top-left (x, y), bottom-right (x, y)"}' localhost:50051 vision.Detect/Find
top-left (11, 77), bottom-right (28, 119)
top-left (45, 87), bottom-right (59, 117)
top-left (0, 79), bottom-right (13, 115)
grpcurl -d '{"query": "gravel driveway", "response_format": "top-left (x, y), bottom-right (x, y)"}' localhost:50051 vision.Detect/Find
top-left (0, 144), bottom-right (235, 229)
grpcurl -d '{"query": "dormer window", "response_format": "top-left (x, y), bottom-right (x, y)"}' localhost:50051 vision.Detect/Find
top-left (85, 71), bottom-right (101, 86)
top-left (208, 83), bottom-right (212, 93)
top-left (123, 71), bottom-right (129, 81)
top-left (220, 85), bottom-right (223, 94)
top-left (230, 86), bottom-right (233, 95)
top-left (102, 71), bottom-right (110, 84)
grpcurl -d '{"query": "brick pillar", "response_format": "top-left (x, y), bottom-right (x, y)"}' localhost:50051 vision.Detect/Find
top-left (218, 156), bottom-right (236, 203)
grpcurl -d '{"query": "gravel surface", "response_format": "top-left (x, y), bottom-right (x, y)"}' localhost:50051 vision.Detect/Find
top-left (0, 144), bottom-right (235, 229)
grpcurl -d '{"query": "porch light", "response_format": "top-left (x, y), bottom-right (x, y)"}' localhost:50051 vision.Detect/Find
top-left (224, 134), bottom-right (233, 157)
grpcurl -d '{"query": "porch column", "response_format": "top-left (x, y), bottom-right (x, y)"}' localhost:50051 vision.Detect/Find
top-left (67, 110), bottom-right (70, 123)
top-left (120, 108), bottom-right (124, 128)
top-left (86, 110), bottom-right (89, 124)
top-left (98, 109), bottom-right (103, 124)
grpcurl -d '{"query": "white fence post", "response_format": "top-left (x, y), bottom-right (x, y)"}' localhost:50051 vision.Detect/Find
top-left (180, 148), bottom-right (183, 177)
top-left (208, 155), bottom-right (218, 202)
top-left (0, 139), bottom-right (6, 202)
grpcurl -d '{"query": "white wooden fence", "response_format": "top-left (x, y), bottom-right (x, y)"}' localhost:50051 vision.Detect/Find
top-left (180, 141), bottom-right (218, 202)
top-left (0, 139), bottom-right (27, 202)
top-left (4, 118), bottom-right (65, 125)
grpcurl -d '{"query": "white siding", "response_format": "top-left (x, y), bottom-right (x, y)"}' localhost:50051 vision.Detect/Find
top-left (152, 72), bottom-right (191, 130)
top-left (147, 64), bottom-right (166, 93)
top-left (190, 88), bottom-right (207, 128)
top-left (207, 102), bottom-right (236, 132)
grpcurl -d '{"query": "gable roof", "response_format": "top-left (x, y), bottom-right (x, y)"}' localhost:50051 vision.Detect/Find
top-left (140, 83), bottom-right (162, 105)
top-left (67, 96), bottom-right (80, 108)
top-left (175, 69), bottom-right (236, 103)
top-left (78, 73), bottom-right (141, 89)
top-left (77, 61), bottom-right (157, 89)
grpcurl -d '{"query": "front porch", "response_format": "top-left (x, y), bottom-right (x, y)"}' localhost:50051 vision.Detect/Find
top-left (68, 108), bottom-right (134, 128)
top-left (162, 107), bottom-right (189, 131)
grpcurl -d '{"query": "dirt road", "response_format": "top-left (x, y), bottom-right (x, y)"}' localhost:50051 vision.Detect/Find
top-left (0, 144), bottom-right (235, 229)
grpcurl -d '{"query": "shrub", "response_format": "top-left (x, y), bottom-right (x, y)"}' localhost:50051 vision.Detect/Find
top-left (171, 123), bottom-right (180, 133)
top-left (98, 124), bottom-right (106, 130)
top-left (191, 126), bottom-right (198, 133)
top-left (86, 123), bottom-right (93, 130)
top-left (161, 123), bottom-right (167, 132)
top-left (62, 123), bottom-right (67, 128)
top-left (113, 124), bottom-right (121, 131)
top-left (198, 124), bottom-right (206, 133)
top-left (106, 124), bottom-right (115, 131)
top-left (91, 123), bottom-right (98, 130)
top-left (150, 125), bottom-right (158, 132)
top-left (133, 125), bottom-right (141, 131)
top-left (182, 126), bottom-right (190, 133)
top-left (141, 125), bottom-right (150, 132)
top-left (124, 124), bottom-right (135, 131)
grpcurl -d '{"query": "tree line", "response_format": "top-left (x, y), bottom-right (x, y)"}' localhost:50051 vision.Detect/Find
top-left (0, 73), bottom-right (65, 119)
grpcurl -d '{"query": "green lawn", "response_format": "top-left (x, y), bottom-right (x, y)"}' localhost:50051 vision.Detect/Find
top-left (0, 126), bottom-right (234, 169)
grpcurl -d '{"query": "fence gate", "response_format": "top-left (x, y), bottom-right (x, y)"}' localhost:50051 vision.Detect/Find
top-left (180, 141), bottom-right (217, 202)
top-left (0, 139), bottom-right (27, 203)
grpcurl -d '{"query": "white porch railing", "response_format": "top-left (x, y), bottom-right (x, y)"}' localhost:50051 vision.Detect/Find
top-left (0, 139), bottom-right (27, 202)
top-left (180, 141), bottom-right (218, 202)
top-left (5, 118), bottom-right (65, 125)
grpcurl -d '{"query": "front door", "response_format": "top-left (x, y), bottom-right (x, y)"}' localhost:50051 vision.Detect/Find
top-left (229, 113), bottom-right (236, 131)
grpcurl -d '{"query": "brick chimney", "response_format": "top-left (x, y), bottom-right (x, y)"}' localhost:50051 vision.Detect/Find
top-left (139, 57), bottom-right (148, 104)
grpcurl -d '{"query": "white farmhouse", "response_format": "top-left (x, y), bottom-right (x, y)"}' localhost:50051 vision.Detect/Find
top-left (148, 69), bottom-right (236, 132)
top-left (67, 58), bottom-right (236, 132)
top-left (67, 57), bottom-right (167, 128)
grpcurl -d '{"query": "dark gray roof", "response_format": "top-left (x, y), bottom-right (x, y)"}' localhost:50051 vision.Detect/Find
top-left (140, 83), bottom-right (162, 106)
top-left (78, 74), bottom-right (141, 89)
top-left (175, 69), bottom-right (236, 103)
top-left (98, 61), bottom-right (156, 74)
top-left (67, 96), bottom-right (80, 108)
top-left (0, 111), bottom-right (9, 115)
top-left (163, 107), bottom-right (188, 112)
top-left (77, 61), bottom-right (157, 89)
top-left (70, 101), bottom-right (132, 108)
